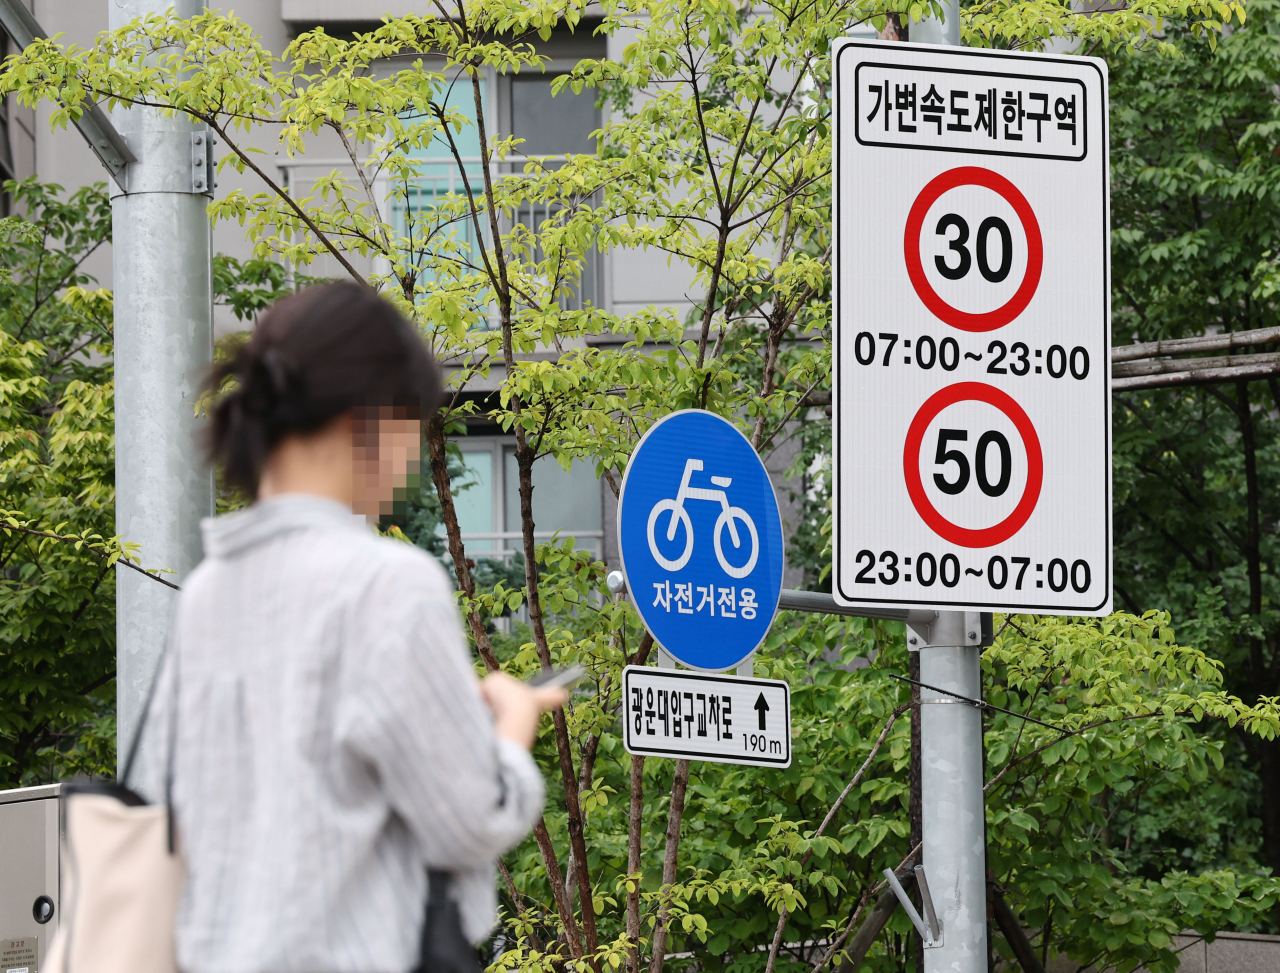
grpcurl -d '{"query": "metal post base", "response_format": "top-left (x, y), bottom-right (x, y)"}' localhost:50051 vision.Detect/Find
top-left (918, 610), bottom-right (988, 973)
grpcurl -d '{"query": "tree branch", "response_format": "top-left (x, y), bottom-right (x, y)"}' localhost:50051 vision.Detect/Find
top-left (0, 524), bottom-right (180, 590)
top-left (203, 117), bottom-right (369, 286)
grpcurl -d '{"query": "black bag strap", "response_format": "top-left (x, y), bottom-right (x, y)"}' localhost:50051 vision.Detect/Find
top-left (118, 642), bottom-right (181, 851)
top-left (120, 647), bottom-right (177, 782)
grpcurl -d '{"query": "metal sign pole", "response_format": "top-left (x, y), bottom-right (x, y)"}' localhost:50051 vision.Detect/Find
top-left (910, 611), bottom-right (987, 971)
top-left (111, 0), bottom-right (215, 767)
top-left (904, 5), bottom-right (990, 971)
top-left (911, 0), bottom-right (961, 45)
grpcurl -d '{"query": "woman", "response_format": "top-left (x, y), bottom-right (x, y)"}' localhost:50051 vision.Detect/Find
top-left (135, 282), bottom-right (565, 973)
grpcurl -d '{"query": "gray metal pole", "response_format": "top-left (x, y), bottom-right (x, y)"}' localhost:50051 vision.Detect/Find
top-left (112, 0), bottom-right (214, 768)
top-left (902, 5), bottom-right (989, 970)
top-left (911, 613), bottom-right (987, 973)
top-left (910, 0), bottom-right (960, 45)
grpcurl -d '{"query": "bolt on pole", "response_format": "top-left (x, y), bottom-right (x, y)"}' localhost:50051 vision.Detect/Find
top-left (904, 4), bottom-right (992, 971)
top-left (112, 0), bottom-right (215, 768)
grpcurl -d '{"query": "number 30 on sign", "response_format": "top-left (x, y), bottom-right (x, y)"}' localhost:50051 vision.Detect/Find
top-left (831, 41), bottom-right (1112, 615)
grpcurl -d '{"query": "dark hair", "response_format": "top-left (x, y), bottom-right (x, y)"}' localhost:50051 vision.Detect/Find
top-left (209, 281), bottom-right (442, 497)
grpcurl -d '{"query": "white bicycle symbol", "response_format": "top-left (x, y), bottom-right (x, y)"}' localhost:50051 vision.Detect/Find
top-left (647, 458), bottom-right (759, 579)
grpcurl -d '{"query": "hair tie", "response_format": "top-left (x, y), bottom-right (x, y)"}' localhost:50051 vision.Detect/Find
top-left (259, 348), bottom-right (293, 398)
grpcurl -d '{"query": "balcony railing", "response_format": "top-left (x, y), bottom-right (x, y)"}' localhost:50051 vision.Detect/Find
top-left (455, 529), bottom-right (604, 562)
top-left (278, 156), bottom-right (603, 311)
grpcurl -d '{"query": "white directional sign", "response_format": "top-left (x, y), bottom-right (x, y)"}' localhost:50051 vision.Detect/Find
top-left (832, 41), bottom-right (1111, 615)
top-left (621, 665), bottom-right (791, 768)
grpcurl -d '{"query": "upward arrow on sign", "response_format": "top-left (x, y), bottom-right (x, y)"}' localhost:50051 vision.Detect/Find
top-left (755, 693), bottom-right (770, 730)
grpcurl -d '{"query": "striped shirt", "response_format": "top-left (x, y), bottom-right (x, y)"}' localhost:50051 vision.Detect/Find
top-left (135, 494), bottom-right (545, 973)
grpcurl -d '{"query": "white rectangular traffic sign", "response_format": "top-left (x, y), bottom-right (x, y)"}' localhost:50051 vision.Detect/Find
top-left (832, 41), bottom-right (1111, 615)
top-left (621, 665), bottom-right (791, 767)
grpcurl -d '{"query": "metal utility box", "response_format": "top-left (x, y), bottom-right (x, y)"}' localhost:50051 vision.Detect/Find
top-left (0, 784), bottom-right (60, 973)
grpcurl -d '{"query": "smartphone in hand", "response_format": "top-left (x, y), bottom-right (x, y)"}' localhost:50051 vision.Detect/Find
top-left (527, 665), bottom-right (587, 690)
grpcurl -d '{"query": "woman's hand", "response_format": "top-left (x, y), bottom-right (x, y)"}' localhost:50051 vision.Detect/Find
top-left (479, 672), bottom-right (568, 751)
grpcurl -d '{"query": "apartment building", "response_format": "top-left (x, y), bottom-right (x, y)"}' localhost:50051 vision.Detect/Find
top-left (3, 1), bottom-right (805, 581)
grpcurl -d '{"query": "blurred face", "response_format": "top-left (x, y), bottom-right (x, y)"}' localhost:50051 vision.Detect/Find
top-left (350, 406), bottom-right (422, 522)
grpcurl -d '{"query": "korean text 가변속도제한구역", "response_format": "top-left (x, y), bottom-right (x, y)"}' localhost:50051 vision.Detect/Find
top-left (854, 63), bottom-right (1086, 161)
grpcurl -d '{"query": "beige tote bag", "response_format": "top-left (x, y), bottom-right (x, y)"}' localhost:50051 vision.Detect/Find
top-left (44, 655), bottom-right (184, 973)
top-left (43, 787), bottom-right (184, 973)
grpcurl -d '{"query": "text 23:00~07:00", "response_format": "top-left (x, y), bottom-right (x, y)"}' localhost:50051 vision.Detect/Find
top-left (853, 550), bottom-right (1093, 593)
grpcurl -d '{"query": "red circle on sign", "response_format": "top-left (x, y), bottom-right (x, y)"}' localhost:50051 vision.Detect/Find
top-left (904, 167), bottom-right (1043, 333)
top-left (903, 382), bottom-right (1043, 548)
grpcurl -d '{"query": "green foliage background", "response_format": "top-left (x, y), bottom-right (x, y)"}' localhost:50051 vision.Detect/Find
top-left (1108, 0), bottom-right (1280, 884)
top-left (0, 178), bottom-right (116, 785)
top-left (5, 0), bottom-right (1280, 970)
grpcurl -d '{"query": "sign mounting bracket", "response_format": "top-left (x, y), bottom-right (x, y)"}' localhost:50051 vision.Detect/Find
top-left (0, 0), bottom-right (136, 191)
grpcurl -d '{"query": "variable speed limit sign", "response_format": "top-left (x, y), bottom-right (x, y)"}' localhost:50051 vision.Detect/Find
top-left (832, 41), bottom-right (1111, 614)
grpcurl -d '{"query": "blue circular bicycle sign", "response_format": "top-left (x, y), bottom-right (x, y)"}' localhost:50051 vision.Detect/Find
top-left (618, 410), bottom-right (785, 671)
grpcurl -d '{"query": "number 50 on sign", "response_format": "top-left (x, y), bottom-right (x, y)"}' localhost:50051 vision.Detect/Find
top-left (831, 41), bottom-right (1111, 615)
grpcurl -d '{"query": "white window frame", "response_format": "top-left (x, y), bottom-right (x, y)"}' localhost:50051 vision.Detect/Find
top-left (455, 436), bottom-right (604, 563)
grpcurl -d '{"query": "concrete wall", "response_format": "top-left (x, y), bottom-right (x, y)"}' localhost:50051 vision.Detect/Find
top-left (1042, 932), bottom-right (1280, 973)
top-left (1157, 932), bottom-right (1280, 973)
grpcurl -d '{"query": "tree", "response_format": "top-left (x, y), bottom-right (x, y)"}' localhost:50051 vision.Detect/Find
top-left (7, 0), bottom-right (1280, 970)
top-left (1108, 0), bottom-right (1280, 881)
top-left (0, 178), bottom-right (113, 390)
top-left (0, 184), bottom-right (314, 785)
top-left (0, 178), bottom-right (117, 785)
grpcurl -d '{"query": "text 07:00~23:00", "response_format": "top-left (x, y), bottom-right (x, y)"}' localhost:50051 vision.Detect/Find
top-left (850, 332), bottom-right (1091, 379)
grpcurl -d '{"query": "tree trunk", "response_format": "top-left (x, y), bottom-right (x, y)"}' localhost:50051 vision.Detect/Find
top-left (423, 414), bottom-right (500, 671)
top-left (1260, 745), bottom-right (1280, 876)
top-left (626, 754), bottom-right (646, 973)
top-left (532, 820), bottom-right (584, 957)
top-left (648, 759), bottom-right (691, 973)
top-left (514, 439), bottom-right (600, 957)
top-left (987, 880), bottom-right (1046, 973)
top-left (834, 881), bottom-right (907, 973)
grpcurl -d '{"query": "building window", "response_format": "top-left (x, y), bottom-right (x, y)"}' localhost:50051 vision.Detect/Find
top-left (509, 74), bottom-right (597, 163)
top-left (504, 72), bottom-right (602, 311)
top-left (451, 438), bottom-right (603, 562)
top-left (389, 67), bottom-right (603, 313)
top-left (393, 67), bottom-right (488, 282)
